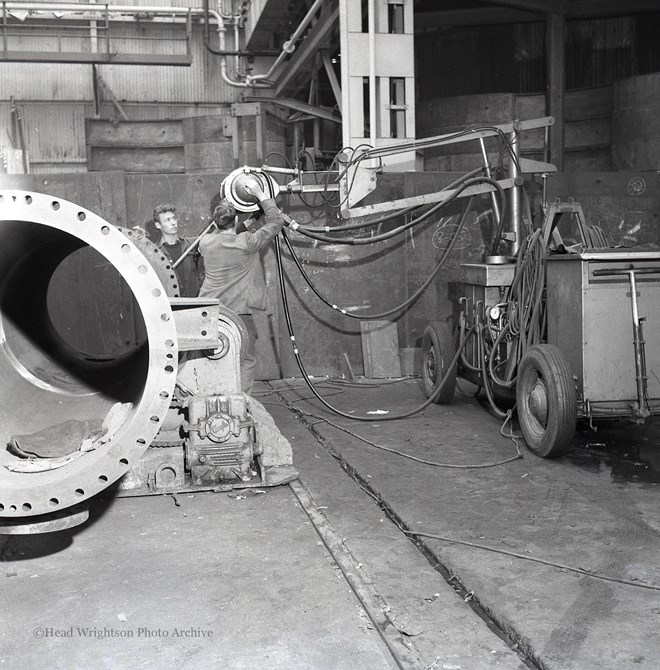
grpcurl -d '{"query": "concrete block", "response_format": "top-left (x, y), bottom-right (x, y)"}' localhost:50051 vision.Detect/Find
top-left (182, 115), bottom-right (231, 143)
top-left (184, 141), bottom-right (234, 171)
top-left (360, 320), bottom-right (402, 379)
top-left (399, 347), bottom-right (419, 376)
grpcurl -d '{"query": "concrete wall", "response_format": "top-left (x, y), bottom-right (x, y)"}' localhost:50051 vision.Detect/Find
top-left (418, 87), bottom-right (613, 172)
top-left (418, 73), bottom-right (660, 174)
top-left (546, 171), bottom-right (660, 247)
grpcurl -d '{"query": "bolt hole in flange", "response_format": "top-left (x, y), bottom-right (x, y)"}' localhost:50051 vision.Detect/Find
top-left (0, 191), bottom-right (177, 524)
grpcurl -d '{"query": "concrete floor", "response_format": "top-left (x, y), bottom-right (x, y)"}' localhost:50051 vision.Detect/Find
top-left (1, 377), bottom-right (659, 669)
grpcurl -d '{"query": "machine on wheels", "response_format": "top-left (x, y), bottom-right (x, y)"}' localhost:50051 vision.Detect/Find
top-left (422, 200), bottom-right (660, 457)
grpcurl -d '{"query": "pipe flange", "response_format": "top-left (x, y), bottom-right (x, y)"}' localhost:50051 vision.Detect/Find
top-left (0, 191), bottom-right (179, 519)
top-left (117, 227), bottom-right (180, 297)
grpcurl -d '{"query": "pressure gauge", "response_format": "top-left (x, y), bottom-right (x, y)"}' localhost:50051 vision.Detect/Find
top-left (489, 305), bottom-right (502, 321)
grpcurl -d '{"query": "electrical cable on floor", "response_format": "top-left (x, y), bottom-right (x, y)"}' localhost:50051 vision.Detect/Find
top-left (349, 473), bottom-right (660, 593)
top-left (253, 380), bottom-right (349, 401)
top-left (285, 400), bottom-right (523, 469)
top-left (275, 215), bottom-right (530, 460)
top-left (268, 139), bottom-right (660, 592)
top-left (324, 376), bottom-right (418, 387)
top-left (253, 378), bottom-right (421, 408)
top-left (404, 530), bottom-right (660, 592)
top-left (499, 407), bottom-right (524, 451)
top-left (253, 378), bottom-right (416, 403)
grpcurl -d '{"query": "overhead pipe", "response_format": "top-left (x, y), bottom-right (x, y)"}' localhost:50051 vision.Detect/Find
top-left (233, 15), bottom-right (241, 81)
top-left (3, 0), bottom-right (267, 87)
top-left (226, 0), bottom-right (327, 89)
top-left (202, 0), bottom-right (241, 58)
top-left (2, 0), bottom-right (317, 90)
top-left (2, 1), bottom-right (245, 56)
top-left (201, 0), bottom-right (271, 88)
top-left (4, 2), bottom-right (218, 20)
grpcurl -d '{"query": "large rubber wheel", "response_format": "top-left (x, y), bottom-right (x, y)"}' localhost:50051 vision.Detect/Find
top-left (516, 344), bottom-right (577, 458)
top-left (421, 321), bottom-right (456, 404)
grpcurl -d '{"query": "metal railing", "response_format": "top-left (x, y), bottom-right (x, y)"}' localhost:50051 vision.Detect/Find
top-left (0, 2), bottom-right (195, 65)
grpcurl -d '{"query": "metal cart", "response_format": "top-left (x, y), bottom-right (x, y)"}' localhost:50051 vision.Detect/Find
top-left (422, 202), bottom-right (660, 457)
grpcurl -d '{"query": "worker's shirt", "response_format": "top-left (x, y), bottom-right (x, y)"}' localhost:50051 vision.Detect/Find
top-left (198, 198), bottom-right (284, 314)
top-left (157, 235), bottom-right (203, 298)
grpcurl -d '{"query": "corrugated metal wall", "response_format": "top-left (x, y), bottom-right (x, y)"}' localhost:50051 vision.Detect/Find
top-left (100, 30), bottom-right (237, 104)
top-left (0, 0), bottom-right (247, 170)
top-left (0, 101), bottom-right (231, 172)
top-left (0, 29), bottom-right (237, 103)
top-left (0, 63), bottom-right (93, 101)
top-left (0, 102), bottom-right (88, 171)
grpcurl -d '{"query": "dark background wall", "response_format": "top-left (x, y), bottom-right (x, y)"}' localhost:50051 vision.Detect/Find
top-left (416, 13), bottom-right (660, 99)
top-left (3, 167), bottom-right (660, 379)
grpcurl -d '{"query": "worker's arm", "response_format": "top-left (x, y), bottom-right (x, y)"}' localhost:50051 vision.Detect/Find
top-left (240, 182), bottom-right (285, 252)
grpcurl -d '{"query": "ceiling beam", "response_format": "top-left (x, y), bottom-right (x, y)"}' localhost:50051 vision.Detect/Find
top-left (567, 0), bottom-right (660, 18)
top-left (321, 49), bottom-right (342, 113)
top-left (415, 0), bottom-right (660, 31)
top-left (481, 0), bottom-right (566, 15)
top-left (244, 97), bottom-right (341, 124)
top-left (414, 7), bottom-right (542, 29)
top-left (478, 0), bottom-right (658, 19)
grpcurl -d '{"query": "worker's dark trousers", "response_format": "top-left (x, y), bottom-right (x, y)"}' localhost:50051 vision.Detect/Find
top-left (239, 313), bottom-right (257, 395)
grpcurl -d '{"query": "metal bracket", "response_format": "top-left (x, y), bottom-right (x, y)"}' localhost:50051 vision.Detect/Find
top-left (337, 153), bottom-right (378, 211)
top-left (170, 298), bottom-right (221, 351)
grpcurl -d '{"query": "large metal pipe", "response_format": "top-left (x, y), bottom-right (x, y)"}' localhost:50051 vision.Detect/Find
top-left (0, 191), bottom-right (177, 520)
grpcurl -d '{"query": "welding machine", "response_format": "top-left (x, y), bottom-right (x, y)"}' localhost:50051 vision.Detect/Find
top-left (424, 200), bottom-right (660, 458)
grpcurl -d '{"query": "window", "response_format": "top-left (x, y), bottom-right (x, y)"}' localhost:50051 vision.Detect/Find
top-left (363, 77), bottom-right (371, 138)
top-left (388, 2), bottom-right (405, 34)
top-left (389, 77), bottom-right (406, 138)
